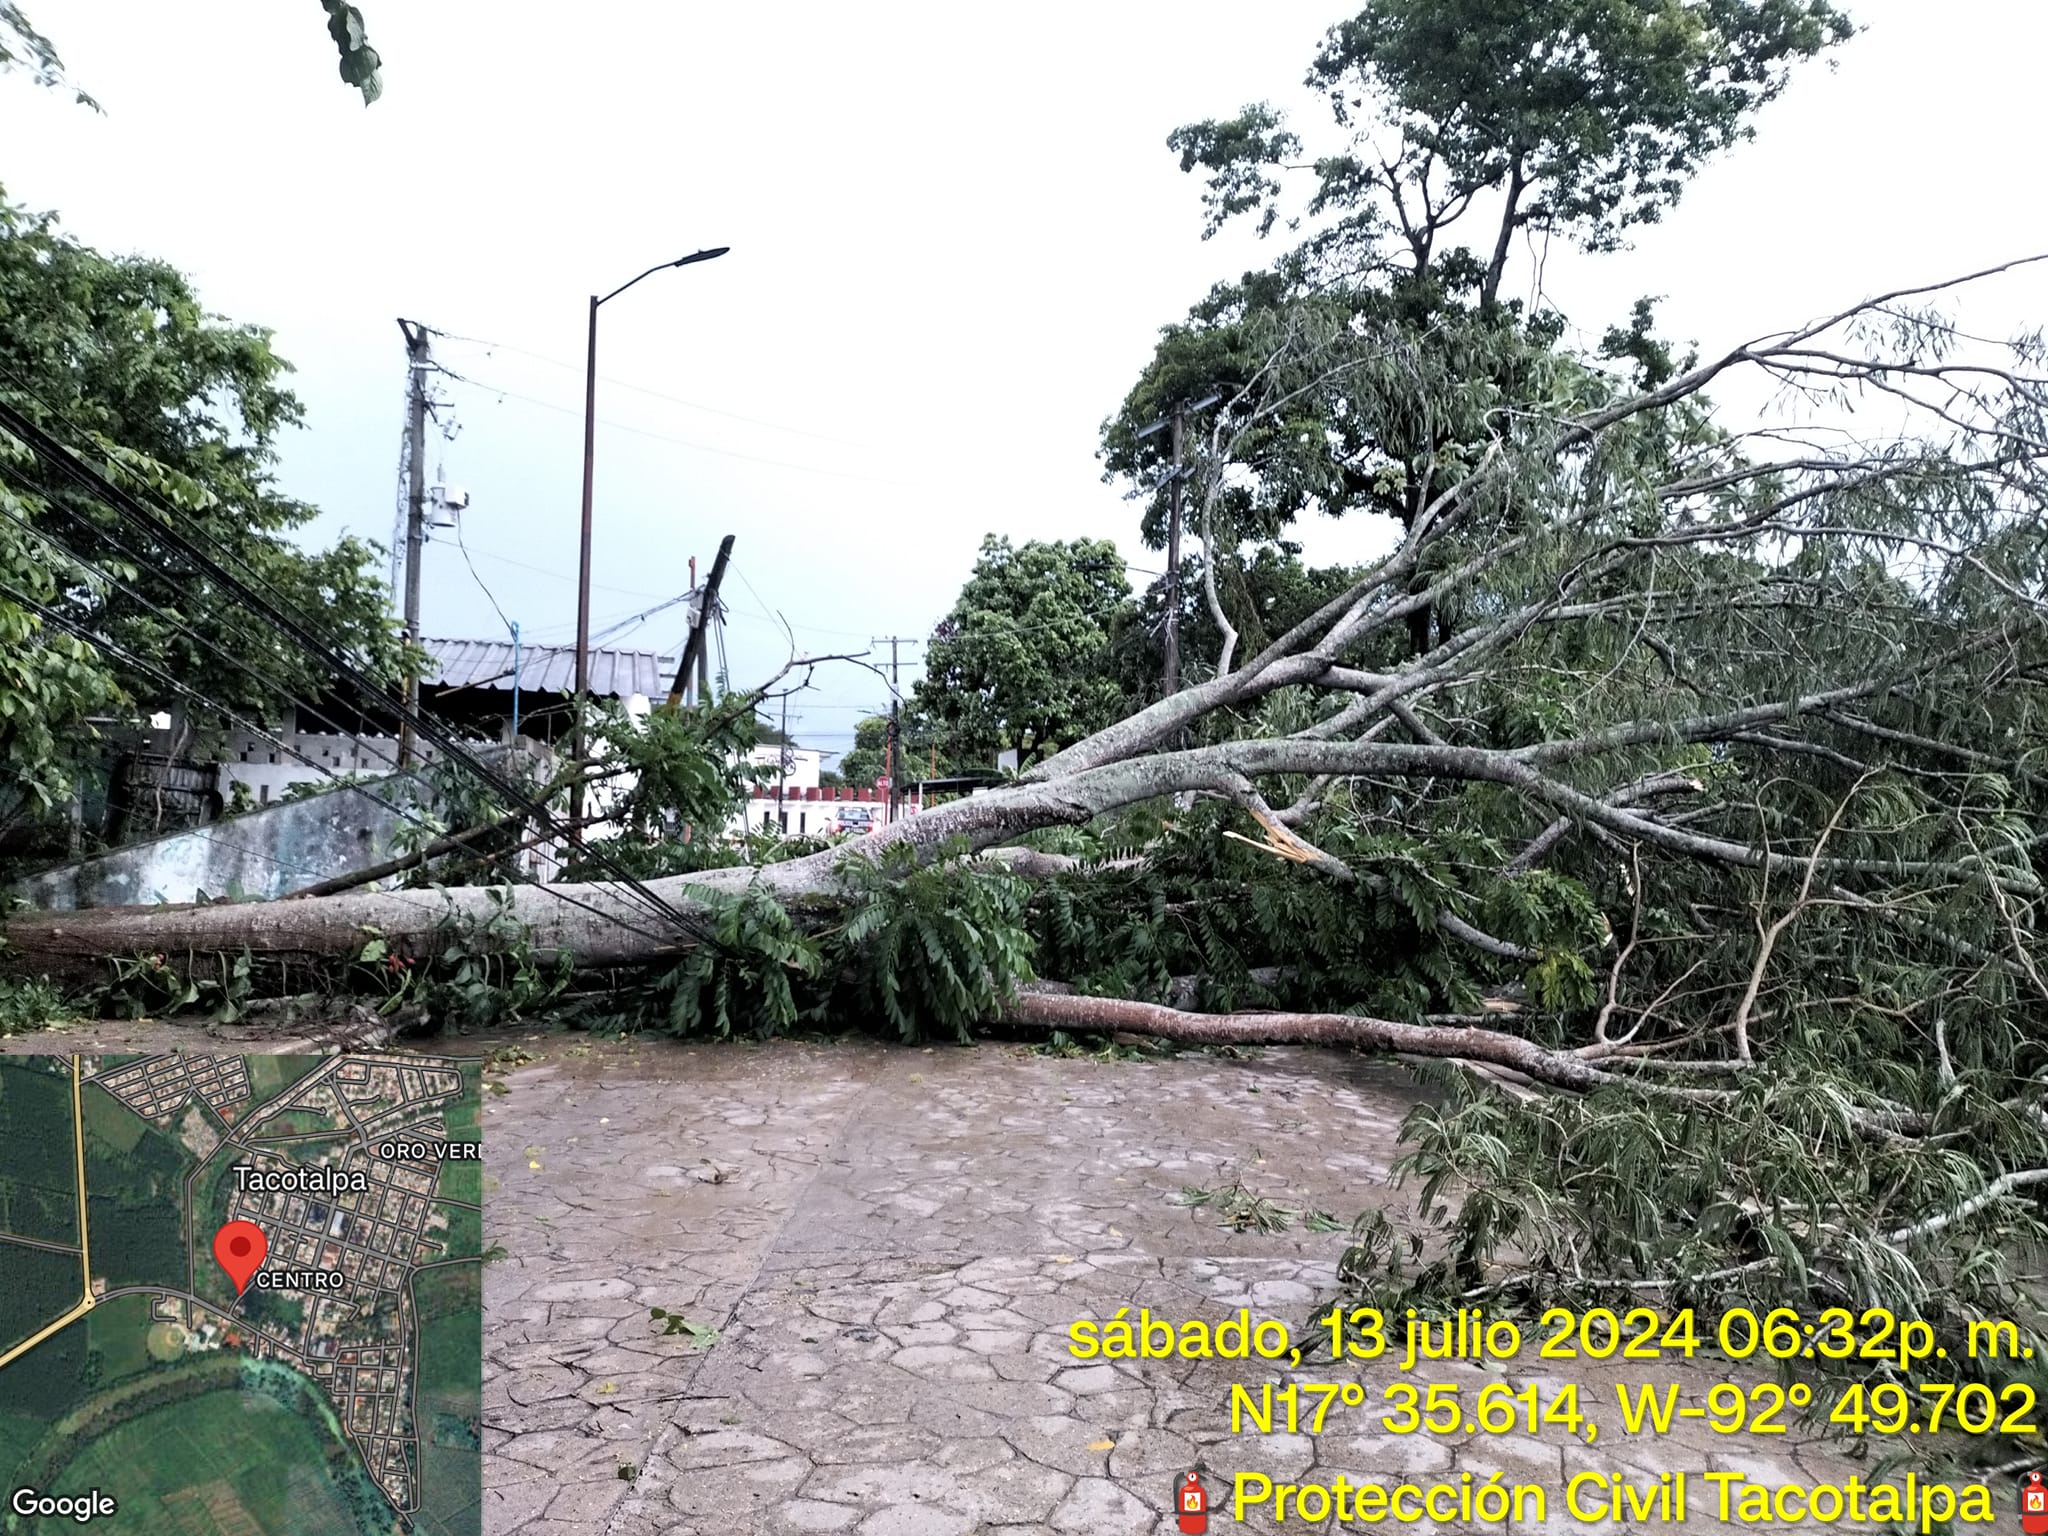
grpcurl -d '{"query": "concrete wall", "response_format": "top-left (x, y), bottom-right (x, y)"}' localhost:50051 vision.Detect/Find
top-left (11, 777), bottom-right (441, 911)
top-left (219, 728), bottom-right (419, 806)
top-left (11, 746), bottom-right (552, 911)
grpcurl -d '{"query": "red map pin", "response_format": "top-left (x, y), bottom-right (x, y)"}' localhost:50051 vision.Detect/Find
top-left (213, 1220), bottom-right (267, 1295)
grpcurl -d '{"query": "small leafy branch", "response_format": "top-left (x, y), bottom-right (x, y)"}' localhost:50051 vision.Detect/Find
top-left (648, 1306), bottom-right (721, 1349)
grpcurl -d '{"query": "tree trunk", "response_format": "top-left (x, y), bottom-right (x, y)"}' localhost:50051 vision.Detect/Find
top-left (0, 769), bottom-right (1112, 982)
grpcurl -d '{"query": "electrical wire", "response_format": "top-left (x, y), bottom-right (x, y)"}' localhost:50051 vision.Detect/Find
top-left (0, 511), bottom-right (676, 946)
top-left (458, 540), bottom-right (681, 604)
top-left (28, 601), bottom-right (675, 945)
top-left (3, 354), bottom-right (713, 943)
top-left (427, 329), bottom-right (875, 450)
top-left (0, 389), bottom-right (704, 943)
top-left (434, 366), bottom-right (928, 489)
top-left (453, 514), bottom-right (515, 638)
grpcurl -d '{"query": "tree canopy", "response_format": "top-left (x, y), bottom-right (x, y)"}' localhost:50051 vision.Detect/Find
top-left (0, 188), bottom-right (403, 837)
top-left (913, 536), bottom-right (1136, 769)
top-left (1105, 0), bottom-right (1856, 662)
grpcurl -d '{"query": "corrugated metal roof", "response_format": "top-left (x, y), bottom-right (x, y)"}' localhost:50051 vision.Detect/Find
top-left (422, 638), bottom-right (677, 700)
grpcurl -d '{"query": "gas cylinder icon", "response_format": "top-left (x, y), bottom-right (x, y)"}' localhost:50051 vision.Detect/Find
top-left (1176, 1469), bottom-right (1209, 1534)
top-left (2021, 1469), bottom-right (2047, 1536)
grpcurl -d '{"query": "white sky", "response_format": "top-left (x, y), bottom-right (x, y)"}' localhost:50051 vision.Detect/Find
top-left (3, 0), bottom-right (2044, 761)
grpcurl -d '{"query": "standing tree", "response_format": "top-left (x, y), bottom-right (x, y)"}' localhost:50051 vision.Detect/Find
top-left (0, 190), bottom-right (405, 839)
top-left (913, 536), bottom-right (1136, 770)
top-left (836, 716), bottom-right (893, 788)
top-left (837, 714), bottom-right (955, 789)
top-left (1105, 0), bottom-right (1854, 659)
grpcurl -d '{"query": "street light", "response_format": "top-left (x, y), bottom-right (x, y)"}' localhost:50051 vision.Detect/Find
top-left (570, 245), bottom-right (729, 843)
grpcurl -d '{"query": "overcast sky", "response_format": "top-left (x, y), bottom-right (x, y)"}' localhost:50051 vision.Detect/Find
top-left (3, 1), bottom-right (2044, 762)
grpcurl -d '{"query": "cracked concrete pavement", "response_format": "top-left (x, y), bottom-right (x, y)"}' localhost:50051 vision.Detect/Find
top-left (478, 1036), bottom-right (1878, 1536)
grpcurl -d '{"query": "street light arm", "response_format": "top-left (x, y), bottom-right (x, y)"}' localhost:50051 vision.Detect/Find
top-left (598, 246), bottom-right (731, 306)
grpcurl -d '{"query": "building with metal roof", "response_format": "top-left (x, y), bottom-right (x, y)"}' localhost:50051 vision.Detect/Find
top-left (421, 638), bottom-right (676, 701)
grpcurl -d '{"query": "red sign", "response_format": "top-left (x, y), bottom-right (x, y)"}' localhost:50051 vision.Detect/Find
top-left (1177, 1470), bottom-right (1208, 1534)
top-left (2021, 1470), bottom-right (2047, 1536)
top-left (212, 1220), bottom-right (267, 1295)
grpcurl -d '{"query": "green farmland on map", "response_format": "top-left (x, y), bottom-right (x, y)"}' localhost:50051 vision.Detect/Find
top-left (0, 1054), bottom-right (482, 1536)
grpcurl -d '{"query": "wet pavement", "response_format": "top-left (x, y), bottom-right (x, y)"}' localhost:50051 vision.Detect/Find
top-left (0, 1019), bottom-right (1901, 1533)
top-left (473, 1035), bottom-right (1873, 1536)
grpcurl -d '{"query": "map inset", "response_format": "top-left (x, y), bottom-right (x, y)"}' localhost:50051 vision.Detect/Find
top-left (0, 1054), bottom-right (482, 1535)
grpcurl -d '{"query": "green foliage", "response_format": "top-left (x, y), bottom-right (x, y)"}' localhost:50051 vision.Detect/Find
top-left (0, 187), bottom-right (404, 833)
top-left (838, 712), bottom-right (955, 790)
top-left (1105, 0), bottom-right (1852, 681)
top-left (357, 891), bottom-right (572, 1030)
top-left (836, 715), bottom-right (891, 789)
top-left (1355, 1067), bottom-right (2048, 1430)
top-left (1113, 547), bottom-right (1363, 700)
top-left (1181, 1173), bottom-right (1342, 1234)
top-left (592, 843), bottom-right (1036, 1046)
top-left (317, 0), bottom-right (383, 104)
top-left (0, 968), bottom-right (68, 1034)
top-left (0, 478), bottom-right (121, 819)
top-left (0, 3), bottom-right (95, 108)
top-left (647, 1306), bottom-right (720, 1348)
top-left (1, 2), bottom-right (376, 108)
top-left (647, 883), bottom-right (821, 1039)
top-left (915, 536), bottom-right (1136, 767)
top-left (560, 698), bottom-right (765, 880)
top-left (92, 948), bottom-right (256, 1024)
top-left (1023, 798), bottom-right (1584, 1021)
top-left (1303, 0), bottom-right (1855, 255)
top-left (831, 842), bottom-right (1035, 1043)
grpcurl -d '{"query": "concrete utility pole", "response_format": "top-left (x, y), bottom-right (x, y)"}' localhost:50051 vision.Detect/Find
top-left (1164, 404), bottom-right (1185, 698)
top-left (1137, 390), bottom-right (1223, 701)
top-left (396, 319), bottom-right (431, 769)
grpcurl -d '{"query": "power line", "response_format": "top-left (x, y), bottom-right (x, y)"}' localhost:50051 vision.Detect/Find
top-left (0, 390), bottom-right (703, 943)
top-left (435, 367), bottom-right (929, 489)
top-left (0, 571), bottom-right (671, 940)
top-left (0, 488), bottom-right (677, 946)
top-left (453, 512), bottom-right (516, 638)
top-left (458, 541), bottom-right (680, 603)
top-left (428, 329), bottom-right (876, 450)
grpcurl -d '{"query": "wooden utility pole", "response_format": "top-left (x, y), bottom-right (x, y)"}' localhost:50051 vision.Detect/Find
top-left (873, 634), bottom-right (918, 822)
top-left (774, 691), bottom-right (789, 832)
top-left (666, 535), bottom-right (734, 710)
top-left (695, 568), bottom-right (712, 704)
top-left (396, 320), bottom-right (431, 769)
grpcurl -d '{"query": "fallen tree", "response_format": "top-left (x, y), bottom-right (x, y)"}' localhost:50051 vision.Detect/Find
top-left (6, 1), bottom-right (2047, 1456)
top-left (8, 266), bottom-right (2046, 1331)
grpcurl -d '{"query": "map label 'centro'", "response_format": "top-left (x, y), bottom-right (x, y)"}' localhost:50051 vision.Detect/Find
top-left (375, 1138), bottom-right (482, 1160)
top-left (231, 1166), bottom-right (370, 1193)
top-left (248, 1269), bottom-right (349, 1291)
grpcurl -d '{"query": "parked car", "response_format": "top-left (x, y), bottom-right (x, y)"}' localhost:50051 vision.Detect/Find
top-left (830, 804), bottom-right (880, 837)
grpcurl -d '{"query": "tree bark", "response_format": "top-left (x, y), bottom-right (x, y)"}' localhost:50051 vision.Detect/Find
top-left (1001, 985), bottom-right (1615, 1092)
